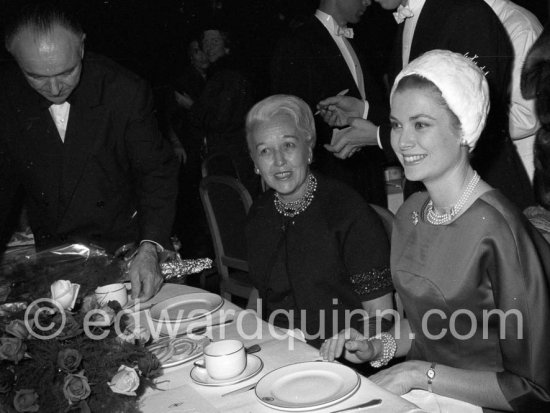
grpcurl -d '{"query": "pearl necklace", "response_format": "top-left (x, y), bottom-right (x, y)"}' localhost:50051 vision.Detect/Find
top-left (274, 173), bottom-right (317, 218)
top-left (425, 172), bottom-right (480, 225)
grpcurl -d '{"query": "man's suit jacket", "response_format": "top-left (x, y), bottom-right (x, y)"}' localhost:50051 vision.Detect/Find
top-left (271, 15), bottom-right (389, 206)
top-left (380, 0), bottom-right (533, 208)
top-left (0, 53), bottom-right (178, 253)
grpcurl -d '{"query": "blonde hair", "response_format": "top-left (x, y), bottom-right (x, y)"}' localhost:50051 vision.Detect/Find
top-left (245, 94), bottom-right (316, 151)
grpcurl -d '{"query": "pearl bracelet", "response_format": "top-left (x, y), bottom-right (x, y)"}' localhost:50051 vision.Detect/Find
top-left (368, 332), bottom-right (397, 368)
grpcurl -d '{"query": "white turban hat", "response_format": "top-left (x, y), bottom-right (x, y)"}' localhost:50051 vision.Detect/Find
top-left (390, 49), bottom-right (490, 151)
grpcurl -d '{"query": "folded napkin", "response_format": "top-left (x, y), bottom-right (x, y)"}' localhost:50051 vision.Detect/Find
top-left (402, 389), bottom-right (482, 413)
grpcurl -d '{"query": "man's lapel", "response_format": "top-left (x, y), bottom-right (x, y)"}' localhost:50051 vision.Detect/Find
top-left (409, 0), bottom-right (445, 61)
top-left (389, 21), bottom-right (405, 85)
top-left (57, 62), bottom-right (108, 220)
top-left (14, 91), bottom-right (64, 220)
top-left (310, 18), bottom-right (361, 98)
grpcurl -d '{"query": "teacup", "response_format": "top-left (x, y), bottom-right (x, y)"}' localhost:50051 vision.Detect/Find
top-left (95, 283), bottom-right (128, 307)
top-left (199, 339), bottom-right (246, 380)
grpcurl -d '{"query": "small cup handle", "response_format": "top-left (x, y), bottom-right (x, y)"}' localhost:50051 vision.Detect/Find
top-left (193, 358), bottom-right (206, 368)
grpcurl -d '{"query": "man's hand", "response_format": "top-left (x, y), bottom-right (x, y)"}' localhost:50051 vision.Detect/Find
top-left (173, 145), bottom-right (187, 164)
top-left (128, 242), bottom-right (163, 303)
top-left (324, 118), bottom-right (379, 159)
top-left (319, 328), bottom-right (377, 364)
top-left (174, 90), bottom-right (194, 110)
top-left (317, 95), bottom-right (364, 127)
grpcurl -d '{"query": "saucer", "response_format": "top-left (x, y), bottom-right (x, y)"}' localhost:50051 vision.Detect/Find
top-left (190, 354), bottom-right (263, 386)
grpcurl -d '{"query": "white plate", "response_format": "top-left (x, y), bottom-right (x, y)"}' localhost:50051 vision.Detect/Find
top-left (147, 335), bottom-right (210, 368)
top-left (255, 361), bottom-right (360, 411)
top-left (190, 354), bottom-right (263, 386)
top-left (150, 293), bottom-right (224, 323)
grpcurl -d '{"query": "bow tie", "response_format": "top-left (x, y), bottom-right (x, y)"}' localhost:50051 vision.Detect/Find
top-left (393, 4), bottom-right (414, 24)
top-left (335, 26), bottom-right (354, 39)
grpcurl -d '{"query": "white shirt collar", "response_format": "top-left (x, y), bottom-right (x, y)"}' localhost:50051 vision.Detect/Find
top-left (407, 0), bottom-right (426, 14)
top-left (315, 9), bottom-right (340, 34)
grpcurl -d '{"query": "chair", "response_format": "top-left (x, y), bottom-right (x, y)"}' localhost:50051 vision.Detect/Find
top-left (369, 203), bottom-right (404, 319)
top-left (369, 203), bottom-right (394, 239)
top-left (201, 153), bottom-right (241, 181)
top-left (199, 175), bottom-right (255, 305)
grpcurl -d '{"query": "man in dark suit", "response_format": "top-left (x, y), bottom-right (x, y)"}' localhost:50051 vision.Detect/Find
top-left (320, 0), bottom-right (534, 209)
top-left (0, 4), bottom-right (178, 301)
top-left (271, 0), bottom-right (389, 206)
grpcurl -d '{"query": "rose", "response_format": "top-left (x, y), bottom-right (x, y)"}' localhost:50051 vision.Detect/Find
top-left (0, 338), bottom-right (26, 364)
top-left (63, 371), bottom-right (91, 403)
top-left (137, 352), bottom-right (160, 377)
top-left (90, 305), bottom-right (116, 327)
top-left (80, 295), bottom-right (99, 315)
top-left (51, 280), bottom-right (80, 311)
top-left (55, 314), bottom-right (83, 340)
top-left (5, 319), bottom-right (32, 339)
top-left (57, 349), bottom-right (82, 373)
top-left (0, 367), bottom-right (14, 393)
top-left (117, 321), bottom-right (151, 345)
top-left (108, 365), bottom-right (140, 396)
top-left (13, 389), bottom-right (39, 412)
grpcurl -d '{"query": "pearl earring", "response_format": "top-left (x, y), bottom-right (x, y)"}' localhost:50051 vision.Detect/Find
top-left (254, 167), bottom-right (260, 174)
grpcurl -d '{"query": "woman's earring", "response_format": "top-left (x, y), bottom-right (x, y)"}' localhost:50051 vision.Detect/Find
top-left (254, 167), bottom-right (260, 174)
top-left (307, 157), bottom-right (312, 164)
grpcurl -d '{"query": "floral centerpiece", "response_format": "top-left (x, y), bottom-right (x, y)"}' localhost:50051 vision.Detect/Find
top-left (0, 244), bottom-right (212, 412)
top-left (0, 287), bottom-right (160, 413)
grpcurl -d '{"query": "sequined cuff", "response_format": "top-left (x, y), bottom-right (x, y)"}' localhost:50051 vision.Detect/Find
top-left (350, 267), bottom-right (393, 298)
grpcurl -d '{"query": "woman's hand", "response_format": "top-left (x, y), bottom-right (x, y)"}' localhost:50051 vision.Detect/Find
top-left (319, 328), bottom-right (377, 363)
top-left (369, 361), bottom-right (425, 395)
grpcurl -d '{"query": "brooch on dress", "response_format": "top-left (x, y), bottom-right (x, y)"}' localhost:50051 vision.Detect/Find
top-left (411, 211), bottom-right (419, 226)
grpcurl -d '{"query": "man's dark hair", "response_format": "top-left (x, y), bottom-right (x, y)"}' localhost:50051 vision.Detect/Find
top-left (4, 2), bottom-right (84, 53)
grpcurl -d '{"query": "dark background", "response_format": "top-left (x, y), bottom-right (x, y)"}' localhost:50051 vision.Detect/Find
top-left (1, 0), bottom-right (547, 93)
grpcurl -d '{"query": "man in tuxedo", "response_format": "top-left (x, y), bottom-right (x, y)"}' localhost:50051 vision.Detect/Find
top-left (484, 0), bottom-right (543, 182)
top-left (0, 4), bottom-right (178, 301)
top-left (271, 0), bottom-right (389, 206)
top-left (320, 0), bottom-right (534, 209)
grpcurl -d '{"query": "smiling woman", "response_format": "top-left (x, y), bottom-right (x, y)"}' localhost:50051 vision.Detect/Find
top-left (321, 50), bottom-right (550, 412)
top-left (244, 94), bottom-right (395, 348)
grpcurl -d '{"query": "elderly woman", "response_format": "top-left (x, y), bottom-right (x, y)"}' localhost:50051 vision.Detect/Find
top-left (321, 50), bottom-right (550, 411)
top-left (245, 94), bottom-right (394, 347)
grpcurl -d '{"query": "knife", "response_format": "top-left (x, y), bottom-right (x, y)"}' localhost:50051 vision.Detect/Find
top-left (329, 398), bottom-right (382, 412)
top-left (220, 381), bottom-right (259, 397)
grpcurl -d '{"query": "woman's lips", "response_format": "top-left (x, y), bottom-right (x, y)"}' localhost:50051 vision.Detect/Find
top-left (402, 154), bottom-right (427, 165)
top-left (274, 171), bottom-right (292, 180)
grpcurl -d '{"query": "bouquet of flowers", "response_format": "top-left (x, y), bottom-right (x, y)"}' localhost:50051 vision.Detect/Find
top-left (0, 286), bottom-right (160, 413)
top-left (0, 244), bottom-right (213, 412)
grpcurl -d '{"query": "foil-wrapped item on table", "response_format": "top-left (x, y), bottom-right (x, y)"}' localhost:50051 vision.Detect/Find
top-left (161, 256), bottom-right (213, 282)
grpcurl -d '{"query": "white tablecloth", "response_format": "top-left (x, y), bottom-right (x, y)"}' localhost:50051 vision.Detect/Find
top-left (136, 284), bottom-right (423, 413)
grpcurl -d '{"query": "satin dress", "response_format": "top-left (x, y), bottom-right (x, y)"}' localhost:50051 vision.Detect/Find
top-left (393, 190), bottom-right (550, 411)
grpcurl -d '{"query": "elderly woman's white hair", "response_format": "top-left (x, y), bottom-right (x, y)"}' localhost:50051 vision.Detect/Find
top-left (390, 49), bottom-right (490, 151)
top-left (245, 94), bottom-right (317, 150)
